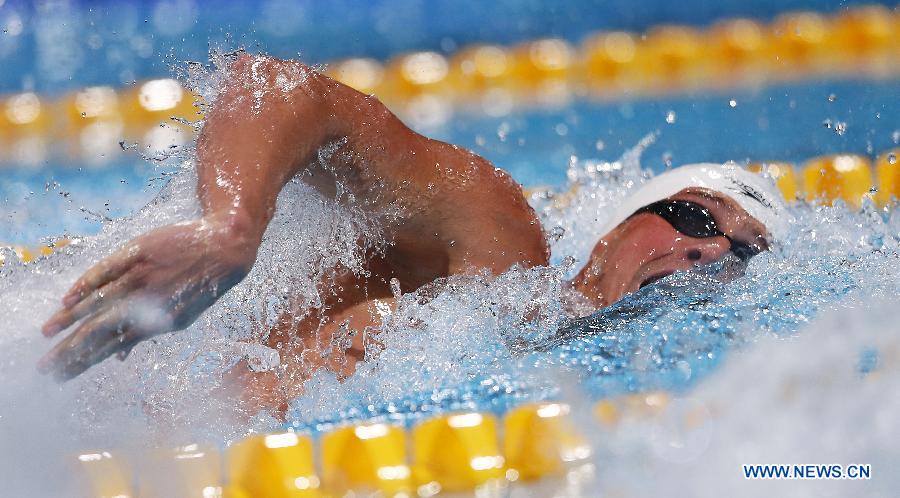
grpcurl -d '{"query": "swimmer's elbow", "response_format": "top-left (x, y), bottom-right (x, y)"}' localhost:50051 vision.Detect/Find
top-left (204, 210), bottom-right (263, 262)
top-left (227, 53), bottom-right (309, 79)
top-left (222, 53), bottom-right (329, 116)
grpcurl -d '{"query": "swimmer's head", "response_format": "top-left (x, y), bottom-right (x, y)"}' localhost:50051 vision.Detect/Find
top-left (572, 163), bottom-right (789, 308)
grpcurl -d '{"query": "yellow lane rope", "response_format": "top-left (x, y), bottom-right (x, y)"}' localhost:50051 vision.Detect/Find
top-left (74, 396), bottom-right (664, 498)
top-left (4, 151), bottom-right (898, 496)
top-left (4, 7), bottom-right (899, 495)
top-left (0, 5), bottom-right (897, 165)
top-left (4, 153), bottom-right (897, 496)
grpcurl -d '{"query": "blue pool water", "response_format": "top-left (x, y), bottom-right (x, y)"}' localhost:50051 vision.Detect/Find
top-left (0, 0), bottom-right (875, 94)
top-left (3, 77), bottom-right (899, 245)
top-left (3, 136), bottom-right (898, 496)
top-left (1, 2), bottom-right (899, 497)
top-left (1, 54), bottom-right (898, 434)
top-left (275, 153), bottom-right (900, 434)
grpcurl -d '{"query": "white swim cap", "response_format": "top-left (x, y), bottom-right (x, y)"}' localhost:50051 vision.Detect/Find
top-left (599, 163), bottom-right (790, 243)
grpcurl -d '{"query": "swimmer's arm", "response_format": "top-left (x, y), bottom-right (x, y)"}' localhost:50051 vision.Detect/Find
top-left (195, 54), bottom-right (434, 247)
top-left (199, 55), bottom-right (547, 274)
top-left (195, 55), bottom-right (336, 248)
top-left (37, 55), bottom-right (445, 380)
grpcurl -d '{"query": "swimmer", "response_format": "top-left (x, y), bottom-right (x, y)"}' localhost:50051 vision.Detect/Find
top-left (38, 55), bottom-right (786, 413)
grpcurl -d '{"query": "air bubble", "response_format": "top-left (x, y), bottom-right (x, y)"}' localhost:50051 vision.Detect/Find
top-left (665, 111), bottom-right (676, 124)
top-left (662, 152), bottom-right (673, 168)
top-left (548, 226), bottom-right (566, 242)
top-left (389, 277), bottom-right (402, 299)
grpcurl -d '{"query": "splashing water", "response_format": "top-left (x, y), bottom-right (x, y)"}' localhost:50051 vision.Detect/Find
top-left (1, 53), bottom-right (899, 496)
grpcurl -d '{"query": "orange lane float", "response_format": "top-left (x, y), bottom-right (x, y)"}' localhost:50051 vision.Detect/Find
top-left (580, 31), bottom-right (638, 96)
top-left (802, 154), bottom-right (875, 208)
top-left (319, 422), bottom-right (412, 496)
top-left (631, 25), bottom-right (707, 93)
top-left (828, 4), bottom-right (896, 73)
top-left (747, 161), bottom-right (800, 201)
top-left (503, 402), bottom-right (591, 481)
top-left (74, 450), bottom-right (135, 498)
top-left (411, 412), bottom-right (506, 493)
top-left (874, 148), bottom-right (900, 206)
top-left (226, 432), bottom-right (320, 498)
top-left (2, 5), bottom-right (897, 164)
top-left (706, 19), bottom-right (769, 86)
top-left (767, 11), bottom-right (832, 77)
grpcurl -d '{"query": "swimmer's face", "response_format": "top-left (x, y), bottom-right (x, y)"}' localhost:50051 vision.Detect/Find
top-left (572, 187), bottom-right (770, 308)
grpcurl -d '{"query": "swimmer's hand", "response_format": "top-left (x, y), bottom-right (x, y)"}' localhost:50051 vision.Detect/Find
top-left (38, 214), bottom-right (258, 381)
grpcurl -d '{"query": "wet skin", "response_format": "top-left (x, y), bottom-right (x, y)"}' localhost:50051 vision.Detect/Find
top-left (571, 187), bottom-right (769, 308)
top-left (39, 55), bottom-right (768, 415)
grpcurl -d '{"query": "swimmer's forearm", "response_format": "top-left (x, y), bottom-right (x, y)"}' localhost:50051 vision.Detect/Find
top-left (195, 54), bottom-right (439, 252)
top-left (195, 55), bottom-right (339, 246)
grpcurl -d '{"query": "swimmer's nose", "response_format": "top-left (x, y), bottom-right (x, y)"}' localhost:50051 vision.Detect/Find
top-left (680, 236), bottom-right (731, 265)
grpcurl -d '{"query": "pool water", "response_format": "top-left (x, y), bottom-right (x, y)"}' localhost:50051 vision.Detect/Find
top-left (2, 94), bottom-right (899, 496)
top-left (3, 77), bottom-right (898, 245)
top-left (1, 3), bottom-right (899, 496)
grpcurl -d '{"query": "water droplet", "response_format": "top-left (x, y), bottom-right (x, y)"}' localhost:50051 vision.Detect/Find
top-left (665, 111), bottom-right (676, 124)
top-left (728, 99), bottom-right (737, 108)
top-left (827, 93), bottom-right (836, 102)
top-left (662, 152), bottom-right (673, 168)
top-left (834, 121), bottom-right (847, 136)
top-left (822, 119), bottom-right (833, 129)
top-left (548, 226), bottom-right (566, 242)
top-left (497, 122), bottom-right (510, 141)
top-left (389, 278), bottom-right (402, 299)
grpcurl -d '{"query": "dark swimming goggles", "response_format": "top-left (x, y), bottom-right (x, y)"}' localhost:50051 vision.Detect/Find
top-left (632, 200), bottom-right (761, 261)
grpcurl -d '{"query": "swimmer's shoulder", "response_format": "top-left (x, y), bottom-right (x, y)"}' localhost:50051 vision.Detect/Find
top-left (422, 139), bottom-right (550, 269)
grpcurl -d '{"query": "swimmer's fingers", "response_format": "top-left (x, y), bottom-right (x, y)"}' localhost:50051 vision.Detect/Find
top-left (61, 245), bottom-right (142, 308)
top-left (38, 306), bottom-right (136, 381)
top-left (42, 275), bottom-right (137, 338)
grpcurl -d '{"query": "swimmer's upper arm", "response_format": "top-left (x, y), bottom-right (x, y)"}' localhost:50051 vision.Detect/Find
top-left (199, 54), bottom-right (546, 269)
top-left (318, 78), bottom-right (550, 269)
top-left (197, 54), bottom-right (443, 238)
top-left (196, 55), bottom-right (350, 242)
top-left (317, 75), bottom-right (443, 190)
